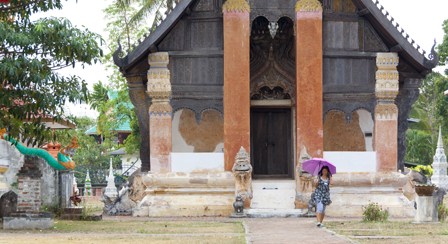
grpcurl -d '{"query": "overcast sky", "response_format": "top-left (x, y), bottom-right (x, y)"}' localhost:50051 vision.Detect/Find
top-left (35, 0), bottom-right (448, 117)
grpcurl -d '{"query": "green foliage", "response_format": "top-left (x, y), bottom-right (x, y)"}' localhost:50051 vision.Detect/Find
top-left (41, 203), bottom-right (63, 217)
top-left (438, 19), bottom-right (448, 65)
top-left (362, 202), bottom-right (389, 222)
top-left (0, 0), bottom-right (103, 146)
top-left (405, 130), bottom-right (433, 165)
top-left (113, 0), bottom-right (164, 45)
top-left (406, 72), bottom-right (448, 165)
top-left (438, 203), bottom-right (448, 222)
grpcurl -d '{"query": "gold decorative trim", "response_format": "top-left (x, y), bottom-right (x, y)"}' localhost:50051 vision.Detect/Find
top-left (222, 0), bottom-right (250, 13)
top-left (295, 0), bottom-right (322, 12)
top-left (376, 52), bottom-right (399, 70)
top-left (375, 104), bottom-right (398, 120)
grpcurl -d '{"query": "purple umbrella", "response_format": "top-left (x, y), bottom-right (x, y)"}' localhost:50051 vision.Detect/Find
top-left (302, 158), bottom-right (336, 176)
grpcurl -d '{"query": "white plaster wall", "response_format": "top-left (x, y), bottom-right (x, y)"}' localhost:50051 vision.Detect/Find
top-left (0, 140), bottom-right (24, 188)
top-left (171, 152), bottom-right (224, 172)
top-left (172, 110), bottom-right (194, 152)
top-left (323, 151), bottom-right (376, 173)
top-left (357, 109), bottom-right (374, 151)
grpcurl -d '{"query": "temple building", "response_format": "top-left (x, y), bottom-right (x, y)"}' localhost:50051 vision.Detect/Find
top-left (114, 0), bottom-right (438, 217)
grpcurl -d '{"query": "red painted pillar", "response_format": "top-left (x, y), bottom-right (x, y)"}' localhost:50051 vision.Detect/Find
top-left (374, 53), bottom-right (399, 172)
top-left (223, 0), bottom-right (251, 171)
top-left (295, 0), bottom-right (324, 160)
top-left (147, 52), bottom-right (172, 173)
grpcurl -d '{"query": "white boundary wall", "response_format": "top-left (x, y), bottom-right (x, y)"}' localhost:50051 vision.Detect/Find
top-left (171, 151), bottom-right (376, 173)
top-left (323, 151), bottom-right (377, 173)
top-left (171, 152), bottom-right (224, 172)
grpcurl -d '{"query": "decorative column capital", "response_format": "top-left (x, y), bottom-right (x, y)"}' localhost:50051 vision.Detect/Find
top-left (148, 52), bottom-right (169, 68)
top-left (376, 52), bottom-right (399, 70)
top-left (295, 0), bottom-right (323, 12)
top-left (375, 52), bottom-right (399, 101)
top-left (147, 52), bottom-right (172, 113)
top-left (222, 0), bottom-right (250, 13)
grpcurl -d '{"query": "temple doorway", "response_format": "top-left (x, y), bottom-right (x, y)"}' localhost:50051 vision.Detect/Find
top-left (250, 107), bottom-right (293, 178)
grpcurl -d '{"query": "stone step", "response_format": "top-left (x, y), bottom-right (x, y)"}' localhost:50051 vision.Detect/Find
top-left (251, 180), bottom-right (296, 209)
top-left (244, 208), bottom-right (313, 218)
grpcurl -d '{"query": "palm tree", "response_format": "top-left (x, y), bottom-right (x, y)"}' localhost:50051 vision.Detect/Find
top-left (89, 81), bottom-right (109, 111)
top-left (116, 0), bottom-right (166, 32)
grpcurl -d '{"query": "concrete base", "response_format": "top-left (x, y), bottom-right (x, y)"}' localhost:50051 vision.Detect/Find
top-left (245, 209), bottom-right (311, 218)
top-left (3, 212), bottom-right (53, 230)
top-left (414, 196), bottom-right (438, 223)
top-left (324, 186), bottom-right (415, 218)
top-left (134, 171), bottom-right (235, 217)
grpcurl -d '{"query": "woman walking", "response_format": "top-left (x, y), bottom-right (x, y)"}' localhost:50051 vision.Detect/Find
top-left (313, 166), bottom-right (332, 227)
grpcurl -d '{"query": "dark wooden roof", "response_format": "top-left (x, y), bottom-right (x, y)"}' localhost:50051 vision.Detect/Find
top-left (353, 0), bottom-right (438, 74)
top-left (114, 0), bottom-right (438, 75)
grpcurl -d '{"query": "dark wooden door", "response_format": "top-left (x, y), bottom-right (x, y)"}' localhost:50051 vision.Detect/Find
top-left (250, 108), bottom-right (292, 178)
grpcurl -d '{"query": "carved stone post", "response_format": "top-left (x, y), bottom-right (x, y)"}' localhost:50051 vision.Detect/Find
top-left (294, 146), bottom-right (314, 209)
top-left (374, 53), bottom-right (399, 172)
top-left (147, 52), bottom-right (172, 173)
top-left (223, 0), bottom-right (251, 171)
top-left (295, 0), bottom-right (324, 159)
top-left (232, 147), bottom-right (252, 208)
top-left (126, 76), bottom-right (151, 172)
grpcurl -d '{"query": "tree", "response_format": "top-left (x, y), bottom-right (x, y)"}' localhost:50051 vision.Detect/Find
top-left (406, 72), bottom-right (448, 165)
top-left (439, 19), bottom-right (448, 65)
top-left (89, 0), bottom-right (152, 156)
top-left (0, 0), bottom-right (103, 145)
top-left (114, 0), bottom-right (164, 42)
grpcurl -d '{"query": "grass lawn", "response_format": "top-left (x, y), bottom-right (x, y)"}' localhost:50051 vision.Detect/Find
top-left (326, 220), bottom-right (448, 244)
top-left (0, 219), bottom-right (245, 244)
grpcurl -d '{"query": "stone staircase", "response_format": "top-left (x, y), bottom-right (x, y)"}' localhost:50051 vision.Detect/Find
top-left (247, 180), bottom-right (311, 217)
top-left (251, 180), bottom-right (296, 209)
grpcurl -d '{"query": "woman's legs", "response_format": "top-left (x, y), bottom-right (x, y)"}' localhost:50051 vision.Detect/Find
top-left (316, 202), bottom-right (326, 226)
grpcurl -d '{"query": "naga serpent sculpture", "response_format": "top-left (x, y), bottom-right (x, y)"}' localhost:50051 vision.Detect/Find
top-left (1, 128), bottom-right (77, 170)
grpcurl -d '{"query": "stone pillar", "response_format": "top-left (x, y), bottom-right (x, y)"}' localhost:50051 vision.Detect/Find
top-left (431, 127), bottom-right (448, 190)
top-left (127, 76), bottom-right (151, 172)
top-left (59, 171), bottom-right (73, 209)
top-left (17, 156), bottom-right (42, 213)
top-left (415, 196), bottom-right (438, 223)
top-left (223, 0), bottom-right (251, 171)
top-left (147, 52), bottom-right (172, 173)
top-left (374, 53), bottom-right (399, 172)
top-left (295, 0), bottom-right (324, 159)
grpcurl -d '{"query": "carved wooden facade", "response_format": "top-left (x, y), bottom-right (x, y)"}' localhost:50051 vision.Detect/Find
top-left (114, 0), bottom-right (437, 171)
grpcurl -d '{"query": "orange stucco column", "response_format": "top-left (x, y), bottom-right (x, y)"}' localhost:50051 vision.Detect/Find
top-left (295, 0), bottom-right (324, 160)
top-left (147, 52), bottom-right (172, 173)
top-left (222, 0), bottom-right (251, 171)
top-left (374, 53), bottom-right (399, 172)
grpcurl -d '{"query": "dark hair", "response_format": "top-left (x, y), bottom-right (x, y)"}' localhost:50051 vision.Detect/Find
top-left (319, 166), bottom-right (332, 178)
